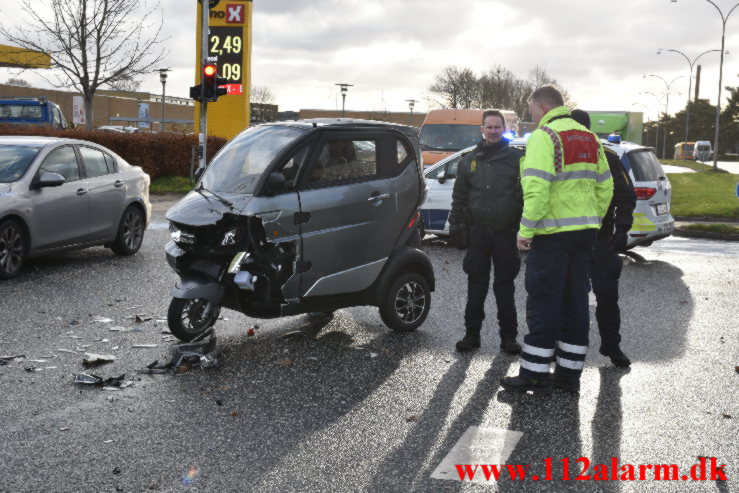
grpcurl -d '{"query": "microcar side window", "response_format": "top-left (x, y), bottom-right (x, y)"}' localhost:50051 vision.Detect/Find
top-left (307, 139), bottom-right (378, 185)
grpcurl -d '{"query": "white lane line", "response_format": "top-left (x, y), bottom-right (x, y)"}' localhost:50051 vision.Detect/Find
top-left (431, 426), bottom-right (523, 483)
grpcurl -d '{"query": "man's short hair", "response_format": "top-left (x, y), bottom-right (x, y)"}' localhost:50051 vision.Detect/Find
top-left (570, 109), bottom-right (591, 129)
top-left (528, 85), bottom-right (565, 108)
top-left (481, 109), bottom-right (505, 127)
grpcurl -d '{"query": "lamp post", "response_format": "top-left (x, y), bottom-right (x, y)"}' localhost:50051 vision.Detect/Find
top-left (335, 83), bottom-right (353, 117)
top-left (631, 102), bottom-right (651, 145)
top-left (157, 68), bottom-right (170, 132)
top-left (657, 48), bottom-right (724, 142)
top-left (406, 99), bottom-right (417, 124)
top-left (640, 91), bottom-right (669, 156)
top-left (642, 75), bottom-right (682, 158)
top-left (672, 0), bottom-right (739, 170)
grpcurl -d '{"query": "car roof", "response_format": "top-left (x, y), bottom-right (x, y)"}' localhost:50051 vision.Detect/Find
top-left (0, 135), bottom-right (110, 149)
top-left (263, 118), bottom-right (419, 138)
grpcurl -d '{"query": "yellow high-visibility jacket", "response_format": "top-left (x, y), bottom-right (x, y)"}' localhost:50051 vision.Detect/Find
top-left (519, 106), bottom-right (613, 239)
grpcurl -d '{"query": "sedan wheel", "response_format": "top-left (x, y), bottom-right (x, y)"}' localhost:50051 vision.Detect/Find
top-left (0, 220), bottom-right (26, 279)
top-left (111, 206), bottom-right (145, 255)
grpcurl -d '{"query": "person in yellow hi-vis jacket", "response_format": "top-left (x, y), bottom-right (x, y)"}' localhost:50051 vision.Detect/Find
top-left (500, 85), bottom-right (613, 395)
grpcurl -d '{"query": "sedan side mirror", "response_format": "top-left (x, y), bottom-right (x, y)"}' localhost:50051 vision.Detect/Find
top-left (36, 171), bottom-right (66, 188)
top-left (437, 170), bottom-right (447, 184)
top-left (265, 172), bottom-right (286, 195)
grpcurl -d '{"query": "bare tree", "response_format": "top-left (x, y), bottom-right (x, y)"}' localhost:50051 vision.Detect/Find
top-left (250, 85), bottom-right (276, 106)
top-left (0, 0), bottom-right (168, 128)
top-left (428, 66), bottom-right (479, 109)
top-left (4, 78), bottom-right (31, 87)
top-left (106, 74), bottom-right (142, 93)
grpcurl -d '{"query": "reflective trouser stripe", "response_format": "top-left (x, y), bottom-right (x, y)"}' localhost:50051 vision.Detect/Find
top-left (521, 359), bottom-right (552, 374)
top-left (558, 341), bottom-right (587, 355)
top-left (520, 216), bottom-right (602, 229)
top-left (556, 357), bottom-right (585, 370)
top-left (523, 344), bottom-right (555, 358)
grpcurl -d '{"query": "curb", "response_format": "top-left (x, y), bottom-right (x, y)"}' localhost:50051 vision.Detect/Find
top-left (673, 228), bottom-right (739, 242)
top-left (674, 216), bottom-right (739, 223)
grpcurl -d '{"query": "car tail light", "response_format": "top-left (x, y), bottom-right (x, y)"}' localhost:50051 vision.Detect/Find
top-left (634, 187), bottom-right (656, 200)
top-left (407, 211), bottom-right (420, 229)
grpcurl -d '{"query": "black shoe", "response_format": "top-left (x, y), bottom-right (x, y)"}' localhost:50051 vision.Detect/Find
top-left (456, 332), bottom-right (480, 352)
top-left (552, 375), bottom-right (581, 393)
top-left (500, 338), bottom-right (522, 355)
top-left (600, 347), bottom-right (631, 367)
top-left (500, 375), bottom-right (552, 394)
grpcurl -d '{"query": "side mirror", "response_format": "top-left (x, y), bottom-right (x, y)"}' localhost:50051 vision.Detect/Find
top-left (36, 171), bottom-right (66, 188)
top-left (265, 172), bottom-right (286, 195)
top-left (437, 170), bottom-right (447, 184)
top-left (193, 167), bottom-right (204, 182)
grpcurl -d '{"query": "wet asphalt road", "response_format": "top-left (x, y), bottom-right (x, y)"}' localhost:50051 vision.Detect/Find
top-left (0, 222), bottom-right (737, 492)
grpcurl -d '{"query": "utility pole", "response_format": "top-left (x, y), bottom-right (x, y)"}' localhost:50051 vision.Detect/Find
top-left (199, 2), bottom-right (209, 170)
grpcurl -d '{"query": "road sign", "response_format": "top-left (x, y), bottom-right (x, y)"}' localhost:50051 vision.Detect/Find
top-left (195, 0), bottom-right (252, 140)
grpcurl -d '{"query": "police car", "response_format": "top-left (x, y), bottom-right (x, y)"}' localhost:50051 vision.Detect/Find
top-left (420, 136), bottom-right (674, 249)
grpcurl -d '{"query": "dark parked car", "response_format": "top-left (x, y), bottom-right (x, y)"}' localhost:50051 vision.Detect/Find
top-left (0, 136), bottom-right (151, 278)
top-left (165, 119), bottom-right (434, 341)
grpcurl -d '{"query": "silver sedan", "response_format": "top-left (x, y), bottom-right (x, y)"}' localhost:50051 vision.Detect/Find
top-left (0, 136), bottom-right (151, 278)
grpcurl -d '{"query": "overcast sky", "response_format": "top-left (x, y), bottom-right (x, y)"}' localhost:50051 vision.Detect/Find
top-left (2, 0), bottom-right (739, 121)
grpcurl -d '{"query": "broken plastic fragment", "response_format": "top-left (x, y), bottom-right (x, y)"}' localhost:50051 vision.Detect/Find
top-left (82, 353), bottom-right (116, 367)
top-left (93, 317), bottom-right (114, 324)
top-left (57, 349), bottom-right (75, 354)
top-left (275, 358), bottom-right (294, 367)
top-left (246, 328), bottom-right (255, 337)
top-left (0, 355), bottom-right (25, 365)
top-left (109, 326), bottom-right (126, 332)
top-left (74, 373), bottom-right (126, 387)
top-left (132, 344), bottom-right (158, 348)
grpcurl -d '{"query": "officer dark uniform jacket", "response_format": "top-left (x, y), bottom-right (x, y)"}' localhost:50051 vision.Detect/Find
top-left (591, 146), bottom-right (636, 365)
top-left (449, 138), bottom-right (524, 347)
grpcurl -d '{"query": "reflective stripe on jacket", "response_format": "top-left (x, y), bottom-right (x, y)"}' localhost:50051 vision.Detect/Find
top-left (519, 106), bottom-right (614, 238)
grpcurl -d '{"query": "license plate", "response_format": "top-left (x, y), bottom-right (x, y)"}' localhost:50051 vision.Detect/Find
top-left (656, 203), bottom-right (668, 216)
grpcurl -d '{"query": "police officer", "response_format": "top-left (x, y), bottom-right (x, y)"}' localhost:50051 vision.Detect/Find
top-left (571, 109), bottom-right (636, 367)
top-left (449, 109), bottom-right (524, 354)
top-left (500, 86), bottom-right (613, 394)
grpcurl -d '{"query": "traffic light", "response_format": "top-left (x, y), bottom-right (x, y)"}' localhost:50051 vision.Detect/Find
top-left (203, 63), bottom-right (218, 100)
top-left (189, 85), bottom-right (202, 101)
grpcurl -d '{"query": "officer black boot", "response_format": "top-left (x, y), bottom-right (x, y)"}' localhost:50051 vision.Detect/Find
top-left (456, 329), bottom-right (481, 351)
top-left (600, 346), bottom-right (631, 367)
top-left (551, 372), bottom-right (581, 393)
top-left (500, 375), bottom-right (552, 394)
top-left (500, 338), bottom-right (522, 355)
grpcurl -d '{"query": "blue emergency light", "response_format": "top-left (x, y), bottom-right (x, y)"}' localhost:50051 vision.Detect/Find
top-left (607, 133), bottom-right (622, 144)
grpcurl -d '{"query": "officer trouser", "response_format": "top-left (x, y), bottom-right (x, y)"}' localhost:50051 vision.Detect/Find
top-left (463, 226), bottom-right (521, 339)
top-left (590, 234), bottom-right (623, 352)
top-left (519, 229), bottom-right (596, 382)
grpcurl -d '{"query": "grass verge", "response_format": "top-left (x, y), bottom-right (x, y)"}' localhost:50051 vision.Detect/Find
top-left (667, 172), bottom-right (739, 218)
top-left (150, 176), bottom-right (195, 194)
top-left (660, 159), bottom-right (728, 172)
top-left (679, 223), bottom-right (739, 234)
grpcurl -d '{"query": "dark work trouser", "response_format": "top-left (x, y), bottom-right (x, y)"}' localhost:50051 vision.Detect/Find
top-left (462, 226), bottom-right (521, 339)
top-left (590, 234), bottom-right (623, 352)
top-left (519, 229), bottom-right (596, 382)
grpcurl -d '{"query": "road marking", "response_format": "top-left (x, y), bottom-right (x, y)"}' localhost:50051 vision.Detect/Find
top-left (430, 426), bottom-right (523, 483)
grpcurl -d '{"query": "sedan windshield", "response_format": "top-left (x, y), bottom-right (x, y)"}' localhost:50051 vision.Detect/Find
top-left (201, 125), bottom-right (308, 193)
top-left (419, 124), bottom-right (481, 151)
top-left (0, 145), bottom-right (41, 183)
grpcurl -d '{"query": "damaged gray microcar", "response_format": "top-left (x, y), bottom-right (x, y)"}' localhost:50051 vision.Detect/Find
top-left (165, 119), bottom-right (434, 341)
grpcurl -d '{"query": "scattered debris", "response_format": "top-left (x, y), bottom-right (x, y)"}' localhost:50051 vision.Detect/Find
top-left (68, 335), bottom-right (83, 340)
top-left (74, 373), bottom-right (128, 388)
top-left (278, 331), bottom-right (306, 341)
top-left (27, 359), bottom-right (49, 363)
top-left (134, 315), bottom-right (152, 324)
top-left (369, 352), bottom-right (378, 358)
top-left (215, 399), bottom-right (223, 406)
top-left (181, 467), bottom-right (198, 486)
top-left (130, 326), bottom-right (145, 333)
top-left (132, 344), bottom-right (158, 349)
top-left (57, 349), bottom-right (75, 354)
top-left (723, 414), bottom-right (733, 419)
top-left (103, 439), bottom-right (114, 444)
top-left (59, 427), bottom-right (69, 431)
top-left (82, 353), bottom-right (116, 367)
top-left (24, 366), bottom-right (42, 372)
top-left (93, 317), bottom-right (114, 324)
top-left (406, 415), bottom-right (418, 422)
top-left (246, 328), bottom-right (255, 337)
top-left (69, 320), bottom-right (79, 326)
top-left (275, 358), bottom-right (294, 367)
top-left (141, 331), bottom-right (220, 374)
top-left (231, 411), bottom-right (238, 417)
top-left (0, 355), bottom-right (25, 365)
top-left (113, 466), bottom-right (122, 475)
top-left (109, 326), bottom-right (126, 332)
top-left (306, 357), bottom-right (319, 361)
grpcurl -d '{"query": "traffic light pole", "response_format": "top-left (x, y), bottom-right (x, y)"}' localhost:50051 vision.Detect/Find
top-left (198, 2), bottom-right (209, 171)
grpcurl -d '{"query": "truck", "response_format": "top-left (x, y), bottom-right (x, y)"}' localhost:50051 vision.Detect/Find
top-left (0, 97), bottom-right (68, 129)
top-left (586, 111), bottom-right (643, 144)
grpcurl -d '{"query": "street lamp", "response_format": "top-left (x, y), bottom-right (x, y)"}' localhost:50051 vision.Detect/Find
top-left (640, 91), bottom-right (669, 156)
top-left (643, 75), bottom-right (683, 158)
top-left (672, 0), bottom-right (739, 170)
top-left (406, 99), bottom-right (418, 124)
top-left (157, 68), bottom-right (170, 132)
top-left (335, 83), bottom-right (353, 117)
top-left (631, 102), bottom-right (651, 146)
top-left (657, 48), bottom-right (724, 141)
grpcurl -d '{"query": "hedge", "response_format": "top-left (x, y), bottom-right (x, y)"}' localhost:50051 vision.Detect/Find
top-left (0, 125), bottom-right (227, 179)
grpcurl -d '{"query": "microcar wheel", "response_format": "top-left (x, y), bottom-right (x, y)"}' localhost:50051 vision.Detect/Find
top-left (168, 297), bottom-right (220, 342)
top-left (111, 206), bottom-right (145, 256)
top-left (0, 219), bottom-right (26, 280)
top-left (379, 272), bottom-right (431, 332)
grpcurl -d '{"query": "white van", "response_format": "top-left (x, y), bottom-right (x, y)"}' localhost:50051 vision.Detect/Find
top-left (693, 141), bottom-right (713, 161)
